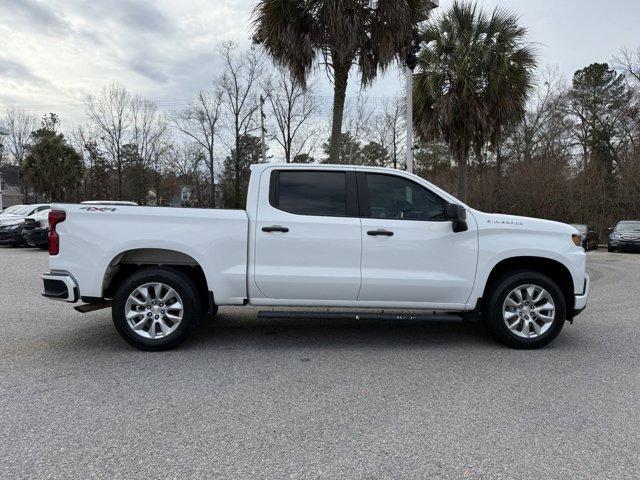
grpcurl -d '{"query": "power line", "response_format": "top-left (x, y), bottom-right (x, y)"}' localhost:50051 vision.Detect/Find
top-left (0, 93), bottom-right (405, 112)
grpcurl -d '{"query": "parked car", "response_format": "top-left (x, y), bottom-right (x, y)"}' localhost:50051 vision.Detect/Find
top-left (0, 218), bottom-right (26, 246)
top-left (0, 204), bottom-right (50, 226)
top-left (81, 201), bottom-right (138, 206)
top-left (570, 224), bottom-right (598, 251)
top-left (608, 221), bottom-right (640, 252)
top-left (41, 164), bottom-right (588, 351)
top-left (22, 209), bottom-right (51, 249)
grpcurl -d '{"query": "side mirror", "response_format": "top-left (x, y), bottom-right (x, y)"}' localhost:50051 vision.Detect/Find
top-left (446, 203), bottom-right (468, 233)
top-left (607, 227), bottom-right (613, 234)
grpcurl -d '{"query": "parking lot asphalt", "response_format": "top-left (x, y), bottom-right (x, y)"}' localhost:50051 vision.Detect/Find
top-left (1, 247), bottom-right (640, 479)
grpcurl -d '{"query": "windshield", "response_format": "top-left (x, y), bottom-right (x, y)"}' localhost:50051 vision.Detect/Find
top-left (2, 205), bottom-right (32, 216)
top-left (571, 224), bottom-right (587, 234)
top-left (0, 205), bottom-right (24, 215)
top-left (615, 221), bottom-right (640, 232)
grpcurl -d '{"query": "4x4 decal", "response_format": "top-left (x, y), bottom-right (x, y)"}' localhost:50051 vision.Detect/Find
top-left (79, 207), bottom-right (117, 212)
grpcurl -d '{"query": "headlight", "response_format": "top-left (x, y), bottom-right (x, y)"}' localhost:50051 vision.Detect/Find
top-left (572, 234), bottom-right (582, 246)
top-left (611, 233), bottom-right (621, 239)
top-left (8, 224), bottom-right (21, 230)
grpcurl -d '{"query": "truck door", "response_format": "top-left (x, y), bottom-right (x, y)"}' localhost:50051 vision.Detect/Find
top-left (357, 172), bottom-right (478, 307)
top-left (253, 168), bottom-right (362, 302)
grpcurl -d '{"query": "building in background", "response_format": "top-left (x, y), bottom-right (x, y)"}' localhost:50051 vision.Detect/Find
top-left (0, 164), bottom-right (24, 210)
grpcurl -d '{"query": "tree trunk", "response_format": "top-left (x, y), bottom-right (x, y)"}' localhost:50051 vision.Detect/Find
top-left (117, 159), bottom-right (122, 200)
top-left (456, 150), bottom-right (468, 202)
top-left (495, 137), bottom-right (503, 211)
top-left (234, 129), bottom-right (241, 209)
top-left (329, 62), bottom-right (349, 163)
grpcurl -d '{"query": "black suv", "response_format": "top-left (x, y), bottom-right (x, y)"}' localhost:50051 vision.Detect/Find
top-left (608, 221), bottom-right (640, 252)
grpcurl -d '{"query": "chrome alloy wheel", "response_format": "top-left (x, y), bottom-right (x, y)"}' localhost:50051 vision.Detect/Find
top-left (502, 284), bottom-right (555, 339)
top-left (124, 282), bottom-right (184, 339)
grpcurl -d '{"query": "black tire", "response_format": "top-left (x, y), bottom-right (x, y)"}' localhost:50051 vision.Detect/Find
top-left (608, 246), bottom-right (614, 252)
top-left (484, 270), bottom-right (566, 349)
top-left (112, 267), bottom-right (202, 351)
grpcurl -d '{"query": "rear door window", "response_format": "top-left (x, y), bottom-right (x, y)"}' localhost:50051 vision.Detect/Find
top-left (271, 171), bottom-right (348, 217)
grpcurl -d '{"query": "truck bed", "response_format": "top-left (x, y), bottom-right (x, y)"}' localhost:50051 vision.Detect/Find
top-left (49, 204), bottom-right (249, 304)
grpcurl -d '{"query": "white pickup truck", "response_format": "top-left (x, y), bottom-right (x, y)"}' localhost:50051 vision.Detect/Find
top-left (42, 164), bottom-right (589, 350)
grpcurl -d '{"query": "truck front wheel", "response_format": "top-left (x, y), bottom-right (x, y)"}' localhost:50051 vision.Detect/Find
top-left (112, 267), bottom-right (202, 351)
top-left (485, 271), bottom-right (566, 349)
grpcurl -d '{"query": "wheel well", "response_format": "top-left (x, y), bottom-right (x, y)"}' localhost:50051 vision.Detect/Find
top-left (102, 249), bottom-right (210, 311)
top-left (482, 256), bottom-right (575, 315)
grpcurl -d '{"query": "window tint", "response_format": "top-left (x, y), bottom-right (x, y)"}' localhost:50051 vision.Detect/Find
top-left (275, 171), bottom-right (347, 217)
top-left (366, 174), bottom-right (446, 221)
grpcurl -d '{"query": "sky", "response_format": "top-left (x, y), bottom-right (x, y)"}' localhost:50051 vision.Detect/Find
top-left (1, 0), bottom-right (640, 127)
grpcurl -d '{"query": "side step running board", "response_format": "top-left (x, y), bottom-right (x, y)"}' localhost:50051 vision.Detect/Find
top-left (257, 311), bottom-right (465, 322)
top-left (74, 302), bottom-right (112, 313)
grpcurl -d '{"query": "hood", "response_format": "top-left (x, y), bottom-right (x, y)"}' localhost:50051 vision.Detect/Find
top-left (0, 216), bottom-right (26, 226)
top-left (472, 211), bottom-right (578, 235)
top-left (0, 218), bottom-right (24, 228)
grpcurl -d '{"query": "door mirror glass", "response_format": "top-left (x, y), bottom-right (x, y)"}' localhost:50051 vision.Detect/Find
top-left (446, 203), bottom-right (468, 232)
top-left (445, 203), bottom-right (466, 220)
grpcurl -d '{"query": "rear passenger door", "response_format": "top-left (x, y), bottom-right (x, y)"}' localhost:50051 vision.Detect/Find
top-left (253, 169), bottom-right (362, 302)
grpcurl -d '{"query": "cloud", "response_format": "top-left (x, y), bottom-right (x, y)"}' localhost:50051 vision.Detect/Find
top-left (2, 0), bottom-right (73, 35)
top-left (0, 58), bottom-right (49, 85)
top-left (69, 0), bottom-right (175, 35)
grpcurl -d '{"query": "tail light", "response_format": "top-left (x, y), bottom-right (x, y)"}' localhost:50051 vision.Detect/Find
top-left (48, 210), bottom-right (66, 255)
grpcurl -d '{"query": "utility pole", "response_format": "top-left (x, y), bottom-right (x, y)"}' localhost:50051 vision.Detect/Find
top-left (405, 66), bottom-right (413, 173)
top-left (260, 95), bottom-right (267, 163)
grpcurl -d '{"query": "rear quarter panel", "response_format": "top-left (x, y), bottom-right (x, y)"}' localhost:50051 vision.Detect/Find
top-left (49, 205), bottom-right (249, 304)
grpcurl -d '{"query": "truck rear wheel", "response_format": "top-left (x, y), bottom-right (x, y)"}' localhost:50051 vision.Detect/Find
top-left (484, 270), bottom-right (566, 349)
top-left (112, 267), bottom-right (201, 351)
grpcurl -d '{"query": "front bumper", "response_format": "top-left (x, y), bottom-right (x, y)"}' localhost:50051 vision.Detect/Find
top-left (609, 239), bottom-right (640, 250)
top-left (0, 230), bottom-right (24, 245)
top-left (42, 271), bottom-right (79, 302)
top-left (573, 272), bottom-right (589, 317)
top-left (23, 228), bottom-right (48, 247)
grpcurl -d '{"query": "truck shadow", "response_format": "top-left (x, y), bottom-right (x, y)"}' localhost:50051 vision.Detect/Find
top-left (186, 314), bottom-right (492, 351)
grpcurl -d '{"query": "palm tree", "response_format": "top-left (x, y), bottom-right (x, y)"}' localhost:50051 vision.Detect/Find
top-left (413, 1), bottom-right (536, 202)
top-left (252, 0), bottom-right (435, 163)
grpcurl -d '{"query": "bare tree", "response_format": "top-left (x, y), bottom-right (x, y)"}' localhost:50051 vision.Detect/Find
top-left (505, 67), bottom-right (572, 164)
top-left (263, 67), bottom-right (320, 163)
top-left (1, 108), bottom-right (36, 166)
top-left (86, 83), bottom-right (132, 199)
top-left (169, 143), bottom-right (209, 207)
top-left (172, 89), bottom-right (223, 206)
top-left (87, 83), bottom-right (169, 202)
top-left (219, 42), bottom-right (263, 207)
top-left (130, 96), bottom-right (170, 204)
top-left (131, 96), bottom-right (168, 166)
top-left (371, 97), bottom-right (406, 169)
top-left (342, 94), bottom-right (373, 164)
top-left (614, 46), bottom-right (640, 85)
